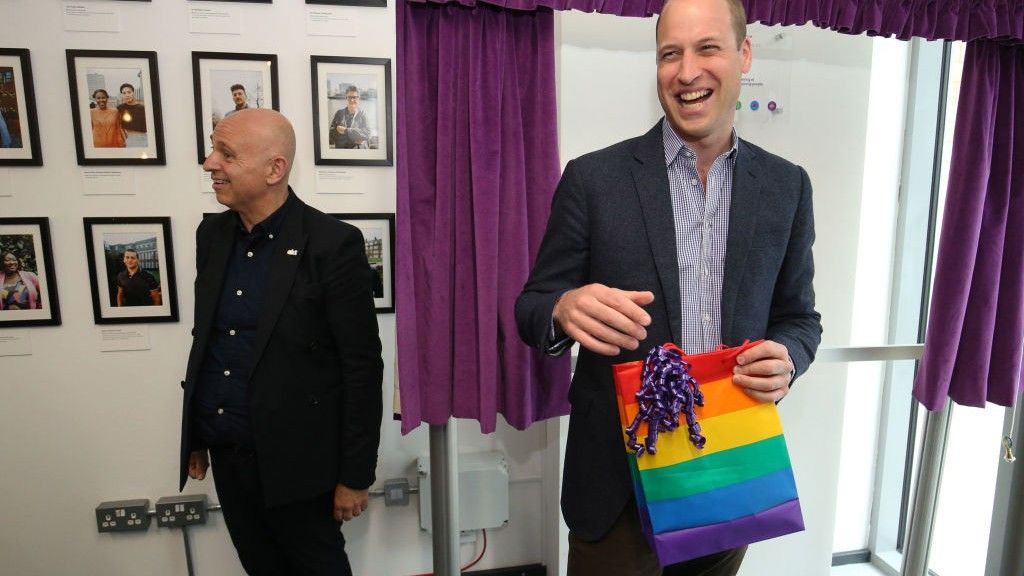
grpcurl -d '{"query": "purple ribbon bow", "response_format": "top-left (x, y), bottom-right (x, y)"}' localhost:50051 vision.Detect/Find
top-left (625, 345), bottom-right (706, 456)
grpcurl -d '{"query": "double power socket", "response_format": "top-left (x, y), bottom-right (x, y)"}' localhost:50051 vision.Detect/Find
top-left (95, 494), bottom-right (208, 533)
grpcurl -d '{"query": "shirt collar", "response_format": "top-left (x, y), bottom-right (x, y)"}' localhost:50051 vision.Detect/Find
top-left (234, 187), bottom-right (296, 238)
top-left (661, 118), bottom-right (739, 166)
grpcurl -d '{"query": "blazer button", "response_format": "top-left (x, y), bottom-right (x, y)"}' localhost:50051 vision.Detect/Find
top-left (309, 395), bottom-right (319, 406)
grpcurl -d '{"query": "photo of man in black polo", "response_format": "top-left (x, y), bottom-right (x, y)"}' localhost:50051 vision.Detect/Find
top-left (116, 248), bottom-right (161, 306)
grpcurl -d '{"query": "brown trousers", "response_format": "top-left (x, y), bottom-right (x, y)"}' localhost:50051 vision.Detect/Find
top-left (568, 501), bottom-right (747, 576)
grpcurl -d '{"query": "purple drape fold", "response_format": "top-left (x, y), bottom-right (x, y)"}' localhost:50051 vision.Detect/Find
top-left (408, 0), bottom-right (664, 17)
top-left (914, 40), bottom-right (1024, 410)
top-left (743, 0), bottom-right (1024, 43)
top-left (396, 0), bottom-right (571, 434)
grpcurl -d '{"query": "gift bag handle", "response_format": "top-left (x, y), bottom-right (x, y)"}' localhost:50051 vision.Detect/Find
top-left (663, 342), bottom-right (686, 356)
top-left (663, 340), bottom-right (752, 357)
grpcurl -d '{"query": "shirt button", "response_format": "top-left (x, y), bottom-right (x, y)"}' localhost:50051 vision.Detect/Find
top-left (703, 313), bottom-right (711, 323)
top-left (217, 408), bottom-right (224, 415)
top-left (268, 234), bottom-right (274, 240)
top-left (246, 251), bottom-right (254, 258)
top-left (690, 178), bottom-right (699, 186)
top-left (229, 329), bottom-right (236, 336)
top-left (223, 370), bottom-right (231, 376)
top-left (236, 289), bottom-right (243, 296)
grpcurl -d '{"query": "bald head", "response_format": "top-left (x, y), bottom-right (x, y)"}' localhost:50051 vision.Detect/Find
top-left (219, 108), bottom-right (296, 179)
top-left (204, 109), bottom-right (297, 228)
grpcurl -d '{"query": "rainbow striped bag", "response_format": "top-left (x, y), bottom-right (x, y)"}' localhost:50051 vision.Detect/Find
top-left (612, 341), bottom-right (804, 565)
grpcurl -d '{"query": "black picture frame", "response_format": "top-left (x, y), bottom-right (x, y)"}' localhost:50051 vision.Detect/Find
top-left (331, 213), bottom-right (395, 313)
top-left (66, 50), bottom-right (166, 166)
top-left (0, 48), bottom-right (43, 166)
top-left (0, 218), bottom-right (61, 327)
top-left (311, 56), bottom-right (393, 166)
top-left (307, 0), bottom-right (387, 6)
top-left (83, 217), bottom-right (178, 324)
top-left (192, 51), bottom-right (279, 164)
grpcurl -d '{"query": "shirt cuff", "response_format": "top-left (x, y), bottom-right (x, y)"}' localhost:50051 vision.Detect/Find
top-left (545, 319), bottom-right (573, 356)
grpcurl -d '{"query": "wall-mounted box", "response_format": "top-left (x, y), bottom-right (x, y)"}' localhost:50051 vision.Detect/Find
top-left (418, 451), bottom-right (509, 532)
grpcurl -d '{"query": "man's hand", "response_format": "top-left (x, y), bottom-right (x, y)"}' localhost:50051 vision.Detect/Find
top-left (188, 450), bottom-right (209, 480)
top-left (333, 483), bottom-right (369, 522)
top-left (553, 283), bottom-right (654, 356)
top-left (733, 340), bottom-right (795, 402)
top-left (335, 125), bottom-right (347, 134)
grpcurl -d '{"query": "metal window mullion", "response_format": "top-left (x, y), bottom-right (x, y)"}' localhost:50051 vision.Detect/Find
top-left (985, 391), bottom-right (1024, 576)
top-left (899, 38), bottom-right (955, 576)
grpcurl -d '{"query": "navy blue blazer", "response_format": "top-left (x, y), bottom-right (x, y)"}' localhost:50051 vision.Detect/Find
top-left (515, 123), bottom-right (822, 540)
top-left (179, 195), bottom-right (383, 508)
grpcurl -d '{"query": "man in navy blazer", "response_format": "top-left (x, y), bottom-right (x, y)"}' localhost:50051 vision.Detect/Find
top-left (516, 0), bottom-right (821, 573)
top-left (179, 109), bottom-right (383, 575)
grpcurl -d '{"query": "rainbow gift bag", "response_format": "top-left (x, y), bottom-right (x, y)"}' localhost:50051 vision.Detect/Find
top-left (612, 341), bottom-right (804, 565)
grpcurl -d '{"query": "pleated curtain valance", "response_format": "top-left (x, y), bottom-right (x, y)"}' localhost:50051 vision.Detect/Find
top-left (743, 0), bottom-right (1024, 43)
top-left (406, 0), bottom-right (665, 17)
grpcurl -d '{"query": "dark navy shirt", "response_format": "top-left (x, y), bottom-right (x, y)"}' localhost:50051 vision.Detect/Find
top-left (192, 193), bottom-right (296, 449)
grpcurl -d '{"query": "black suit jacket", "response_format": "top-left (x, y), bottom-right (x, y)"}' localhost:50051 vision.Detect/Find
top-left (179, 194), bottom-right (383, 508)
top-left (515, 123), bottom-right (822, 540)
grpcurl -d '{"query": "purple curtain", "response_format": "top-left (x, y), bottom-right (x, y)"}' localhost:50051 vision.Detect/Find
top-left (743, 0), bottom-right (1024, 43)
top-left (743, 1), bottom-right (1024, 410)
top-left (408, 0), bottom-right (663, 16)
top-left (913, 40), bottom-right (1024, 410)
top-left (396, 0), bottom-right (571, 434)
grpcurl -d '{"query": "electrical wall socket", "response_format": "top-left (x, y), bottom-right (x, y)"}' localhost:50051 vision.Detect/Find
top-left (96, 499), bottom-right (151, 533)
top-left (155, 494), bottom-right (208, 528)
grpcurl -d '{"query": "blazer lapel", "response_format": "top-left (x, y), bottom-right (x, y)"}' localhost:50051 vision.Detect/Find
top-left (721, 140), bottom-right (764, 343)
top-left (250, 202), bottom-right (308, 368)
top-left (194, 218), bottom-right (234, 345)
top-left (631, 124), bottom-right (682, 345)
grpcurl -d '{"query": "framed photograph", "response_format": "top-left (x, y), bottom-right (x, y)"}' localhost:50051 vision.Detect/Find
top-left (332, 213), bottom-right (394, 313)
top-left (83, 217), bottom-right (178, 324)
top-left (0, 48), bottom-right (43, 166)
top-left (0, 218), bottom-right (60, 327)
top-left (192, 51), bottom-right (279, 164)
top-left (66, 50), bottom-right (165, 166)
top-left (311, 56), bottom-right (393, 166)
top-left (307, 0), bottom-right (386, 6)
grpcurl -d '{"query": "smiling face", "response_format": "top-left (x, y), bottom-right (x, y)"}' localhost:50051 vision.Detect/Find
top-left (3, 252), bottom-right (18, 274)
top-left (202, 109), bottom-right (295, 219)
top-left (123, 250), bottom-right (139, 272)
top-left (120, 85), bottom-right (136, 105)
top-left (656, 0), bottom-right (751, 152)
top-left (94, 90), bottom-right (109, 110)
top-left (345, 89), bottom-right (360, 113)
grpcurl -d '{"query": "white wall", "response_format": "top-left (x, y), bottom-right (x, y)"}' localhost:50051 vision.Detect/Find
top-left (2, 2), bottom-right (911, 575)
top-left (557, 10), bottom-right (888, 574)
top-left (0, 1), bottom-right (550, 575)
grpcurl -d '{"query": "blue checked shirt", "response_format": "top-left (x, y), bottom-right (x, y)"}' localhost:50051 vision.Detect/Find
top-left (547, 121), bottom-right (738, 355)
top-left (663, 119), bottom-right (737, 355)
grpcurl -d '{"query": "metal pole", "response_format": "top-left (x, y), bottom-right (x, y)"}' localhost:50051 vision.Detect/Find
top-left (182, 525), bottom-right (196, 576)
top-left (901, 400), bottom-right (952, 576)
top-left (429, 420), bottom-right (460, 576)
top-left (985, 393), bottom-right (1023, 576)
